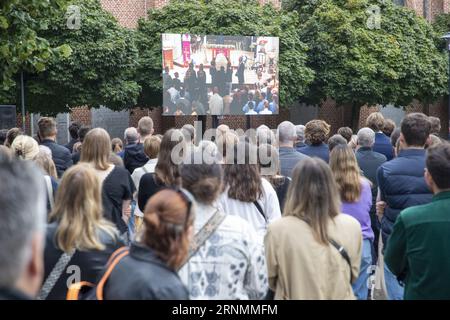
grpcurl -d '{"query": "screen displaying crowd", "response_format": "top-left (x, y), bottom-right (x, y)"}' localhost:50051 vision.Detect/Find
top-left (162, 34), bottom-right (280, 116)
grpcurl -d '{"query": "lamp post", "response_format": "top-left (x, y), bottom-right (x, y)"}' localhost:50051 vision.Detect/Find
top-left (442, 32), bottom-right (450, 139)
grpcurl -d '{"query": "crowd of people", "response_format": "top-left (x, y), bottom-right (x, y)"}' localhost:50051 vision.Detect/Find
top-left (0, 111), bottom-right (449, 300)
top-left (163, 62), bottom-right (279, 116)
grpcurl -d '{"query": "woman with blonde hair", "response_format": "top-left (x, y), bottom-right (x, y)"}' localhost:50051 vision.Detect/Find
top-left (11, 135), bottom-right (39, 160)
top-left (265, 157), bottom-right (362, 299)
top-left (41, 164), bottom-right (123, 300)
top-left (80, 128), bottom-right (134, 236)
top-left (329, 145), bottom-right (373, 300)
top-left (33, 149), bottom-right (59, 213)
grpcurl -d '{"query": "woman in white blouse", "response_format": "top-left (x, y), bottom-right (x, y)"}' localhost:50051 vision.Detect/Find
top-left (217, 142), bottom-right (281, 242)
top-left (178, 148), bottom-right (268, 300)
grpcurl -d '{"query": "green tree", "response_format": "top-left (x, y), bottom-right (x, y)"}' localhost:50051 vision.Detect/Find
top-left (286, 0), bottom-right (447, 128)
top-left (24, 0), bottom-right (140, 114)
top-left (0, 0), bottom-right (71, 103)
top-left (136, 0), bottom-right (314, 108)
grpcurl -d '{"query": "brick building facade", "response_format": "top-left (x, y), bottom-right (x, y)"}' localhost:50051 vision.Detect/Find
top-left (18, 0), bottom-right (448, 137)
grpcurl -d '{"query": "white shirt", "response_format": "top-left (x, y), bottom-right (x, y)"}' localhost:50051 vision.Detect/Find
top-left (259, 109), bottom-right (272, 115)
top-left (178, 203), bottom-right (268, 300)
top-left (217, 178), bottom-right (281, 243)
top-left (209, 93), bottom-right (224, 115)
top-left (167, 87), bottom-right (179, 104)
top-left (131, 159), bottom-right (157, 217)
top-left (245, 109), bottom-right (258, 115)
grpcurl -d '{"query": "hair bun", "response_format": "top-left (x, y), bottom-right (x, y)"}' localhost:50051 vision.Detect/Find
top-left (144, 211), bottom-right (160, 228)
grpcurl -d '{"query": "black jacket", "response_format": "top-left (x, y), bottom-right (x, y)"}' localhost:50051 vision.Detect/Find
top-left (64, 138), bottom-right (78, 153)
top-left (123, 143), bottom-right (148, 174)
top-left (103, 242), bottom-right (189, 300)
top-left (41, 139), bottom-right (73, 177)
top-left (0, 288), bottom-right (32, 300)
top-left (43, 222), bottom-right (124, 300)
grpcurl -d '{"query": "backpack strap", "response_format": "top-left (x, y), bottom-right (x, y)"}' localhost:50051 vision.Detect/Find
top-left (253, 201), bottom-right (266, 222)
top-left (66, 281), bottom-right (94, 300)
top-left (178, 209), bottom-right (226, 270)
top-left (329, 239), bottom-right (352, 283)
top-left (38, 248), bottom-right (76, 300)
top-left (96, 246), bottom-right (130, 300)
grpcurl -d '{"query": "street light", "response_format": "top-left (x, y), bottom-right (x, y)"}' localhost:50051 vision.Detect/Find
top-left (441, 32), bottom-right (450, 139)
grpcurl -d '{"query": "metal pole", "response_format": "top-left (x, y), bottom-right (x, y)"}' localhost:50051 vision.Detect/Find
top-left (20, 71), bottom-right (26, 133)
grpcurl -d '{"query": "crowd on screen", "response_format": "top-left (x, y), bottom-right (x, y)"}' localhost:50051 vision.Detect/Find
top-left (0, 112), bottom-right (449, 300)
top-left (162, 61), bottom-right (279, 116)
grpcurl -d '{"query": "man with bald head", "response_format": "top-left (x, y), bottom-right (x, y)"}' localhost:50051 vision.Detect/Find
top-left (277, 121), bottom-right (309, 178)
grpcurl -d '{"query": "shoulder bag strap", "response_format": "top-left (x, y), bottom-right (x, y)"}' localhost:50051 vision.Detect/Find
top-left (178, 209), bottom-right (226, 270)
top-left (37, 248), bottom-right (76, 300)
top-left (44, 175), bottom-right (54, 210)
top-left (253, 201), bottom-right (267, 222)
top-left (329, 239), bottom-right (352, 283)
top-left (96, 246), bottom-right (130, 300)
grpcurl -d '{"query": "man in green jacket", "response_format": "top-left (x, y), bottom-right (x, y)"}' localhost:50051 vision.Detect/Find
top-left (385, 143), bottom-right (450, 299)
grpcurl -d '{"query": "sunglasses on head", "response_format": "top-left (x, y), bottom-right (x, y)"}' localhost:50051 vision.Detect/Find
top-left (170, 187), bottom-right (194, 226)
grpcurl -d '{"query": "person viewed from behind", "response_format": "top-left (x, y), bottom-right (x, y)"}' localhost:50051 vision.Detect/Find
top-left (217, 142), bottom-right (281, 243)
top-left (295, 125), bottom-right (306, 151)
top-left (0, 145), bottom-right (12, 161)
top-left (80, 128), bottom-right (134, 236)
top-left (0, 129), bottom-right (8, 145)
top-left (138, 129), bottom-right (185, 212)
top-left (277, 121), bottom-right (309, 178)
top-left (38, 117), bottom-right (73, 177)
top-left (178, 151), bottom-right (268, 299)
top-left (384, 143), bottom-right (450, 300)
top-left (65, 121), bottom-right (81, 152)
top-left (11, 135), bottom-right (40, 161)
top-left (111, 138), bottom-right (123, 154)
top-left (258, 144), bottom-right (291, 210)
top-left (366, 112), bottom-right (394, 161)
top-left (33, 150), bottom-right (59, 213)
top-left (328, 134), bottom-right (348, 153)
top-left (209, 87), bottom-right (224, 116)
top-left (101, 189), bottom-right (192, 300)
top-left (0, 159), bottom-right (46, 300)
top-left (41, 164), bottom-right (123, 300)
top-left (330, 145), bottom-right (373, 300)
top-left (428, 116), bottom-right (441, 137)
top-left (72, 126), bottom-right (90, 165)
top-left (355, 128), bottom-right (387, 255)
top-left (337, 127), bottom-right (353, 144)
top-left (377, 113), bottom-right (433, 300)
top-left (382, 119), bottom-right (396, 138)
top-left (265, 158), bottom-right (362, 300)
top-left (299, 120), bottom-right (331, 163)
top-left (4, 127), bottom-right (23, 148)
top-left (124, 117), bottom-right (154, 174)
top-left (131, 136), bottom-right (161, 233)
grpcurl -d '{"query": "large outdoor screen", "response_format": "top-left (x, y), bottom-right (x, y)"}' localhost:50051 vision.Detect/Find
top-left (162, 33), bottom-right (279, 116)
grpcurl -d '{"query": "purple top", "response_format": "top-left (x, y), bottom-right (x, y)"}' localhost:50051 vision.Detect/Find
top-left (341, 179), bottom-right (374, 240)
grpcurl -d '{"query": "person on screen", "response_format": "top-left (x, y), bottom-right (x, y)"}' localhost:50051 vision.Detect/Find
top-left (226, 60), bottom-right (233, 95)
top-left (217, 66), bottom-right (227, 97)
top-left (245, 101), bottom-right (258, 115)
top-left (176, 89), bottom-right (191, 115)
top-left (197, 64), bottom-right (207, 104)
top-left (209, 87), bottom-right (224, 116)
top-left (210, 58), bottom-right (217, 89)
top-left (183, 63), bottom-right (197, 98)
top-left (163, 66), bottom-right (172, 89)
top-left (269, 95), bottom-right (279, 113)
top-left (174, 102), bottom-right (185, 116)
top-left (242, 93), bottom-right (257, 114)
top-left (236, 56), bottom-right (245, 85)
top-left (167, 85), bottom-right (180, 105)
top-left (191, 100), bottom-right (205, 115)
top-left (255, 92), bottom-right (267, 113)
top-left (259, 100), bottom-right (272, 115)
top-left (172, 72), bottom-right (182, 91)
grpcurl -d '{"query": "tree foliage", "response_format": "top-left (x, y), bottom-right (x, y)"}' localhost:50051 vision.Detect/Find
top-left (0, 0), bottom-right (71, 102)
top-left (286, 0), bottom-right (447, 111)
top-left (23, 0), bottom-right (140, 114)
top-left (136, 0), bottom-right (314, 108)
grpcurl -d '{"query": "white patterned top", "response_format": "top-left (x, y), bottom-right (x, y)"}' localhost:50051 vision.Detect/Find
top-left (178, 203), bottom-right (268, 300)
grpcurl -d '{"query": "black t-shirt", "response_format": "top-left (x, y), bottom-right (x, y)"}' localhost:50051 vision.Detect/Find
top-left (102, 166), bottom-right (134, 233)
top-left (138, 173), bottom-right (165, 212)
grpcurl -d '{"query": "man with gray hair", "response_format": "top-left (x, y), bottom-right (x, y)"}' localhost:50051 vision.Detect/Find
top-left (356, 127), bottom-right (387, 257)
top-left (0, 159), bottom-right (47, 299)
top-left (277, 121), bottom-right (309, 178)
top-left (295, 125), bottom-right (306, 151)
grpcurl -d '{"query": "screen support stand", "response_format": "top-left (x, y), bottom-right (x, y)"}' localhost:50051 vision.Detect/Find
top-left (198, 115), bottom-right (207, 137)
top-left (211, 115), bottom-right (219, 130)
top-left (246, 115), bottom-right (251, 130)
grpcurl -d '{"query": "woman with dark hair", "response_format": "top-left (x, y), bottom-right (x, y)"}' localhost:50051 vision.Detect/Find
top-left (101, 189), bottom-right (193, 300)
top-left (138, 129), bottom-right (186, 211)
top-left (217, 142), bottom-right (281, 242)
top-left (178, 150), bottom-right (268, 299)
top-left (265, 158), bottom-right (362, 299)
top-left (299, 120), bottom-right (331, 163)
top-left (330, 145), bottom-right (373, 300)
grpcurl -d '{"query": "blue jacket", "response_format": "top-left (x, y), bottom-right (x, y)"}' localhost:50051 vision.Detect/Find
top-left (298, 143), bottom-right (329, 163)
top-left (376, 149), bottom-right (433, 246)
top-left (41, 139), bottom-right (73, 177)
top-left (373, 132), bottom-right (394, 161)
